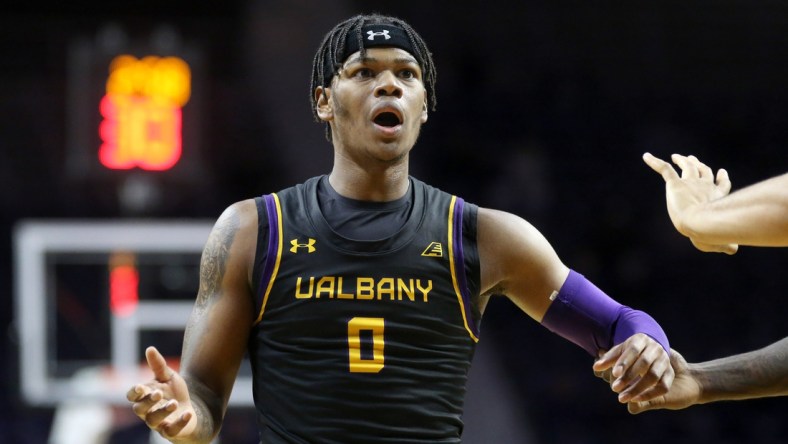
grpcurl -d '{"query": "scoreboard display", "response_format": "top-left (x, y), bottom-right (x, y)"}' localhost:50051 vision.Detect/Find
top-left (65, 24), bottom-right (205, 182)
top-left (99, 54), bottom-right (191, 171)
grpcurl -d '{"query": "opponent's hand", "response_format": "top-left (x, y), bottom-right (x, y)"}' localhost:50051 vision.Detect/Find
top-left (689, 237), bottom-right (738, 255)
top-left (126, 346), bottom-right (196, 441)
top-left (626, 349), bottom-right (702, 414)
top-left (592, 333), bottom-right (674, 404)
top-left (642, 152), bottom-right (738, 254)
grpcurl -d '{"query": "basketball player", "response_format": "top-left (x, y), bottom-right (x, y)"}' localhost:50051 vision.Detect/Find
top-left (127, 14), bottom-right (674, 443)
top-left (604, 153), bottom-right (788, 413)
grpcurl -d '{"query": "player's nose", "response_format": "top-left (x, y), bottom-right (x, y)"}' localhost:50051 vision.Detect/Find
top-left (374, 71), bottom-right (402, 98)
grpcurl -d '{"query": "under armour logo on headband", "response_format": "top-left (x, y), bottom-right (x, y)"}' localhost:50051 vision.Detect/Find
top-left (367, 30), bottom-right (391, 41)
top-left (325, 24), bottom-right (417, 81)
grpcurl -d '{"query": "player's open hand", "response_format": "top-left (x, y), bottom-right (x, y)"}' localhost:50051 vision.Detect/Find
top-left (592, 333), bottom-right (674, 404)
top-left (642, 152), bottom-right (738, 254)
top-left (126, 346), bottom-right (196, 441)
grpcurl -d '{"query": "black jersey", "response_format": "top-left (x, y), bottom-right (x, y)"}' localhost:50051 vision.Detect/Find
top-left (249, 176), bottom-right (481, 444)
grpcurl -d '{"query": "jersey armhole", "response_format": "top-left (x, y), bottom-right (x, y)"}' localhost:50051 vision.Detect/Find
top-left (451, 197), bottom-right (481, 341)
top-left (461, 202), bottom-right (480, 300)
top-left (251, 196), bottom-right (269, 318)
top-left (252, 194), bottom-right (283, 325)
top-left (460, 202), bottom-right (482, 332)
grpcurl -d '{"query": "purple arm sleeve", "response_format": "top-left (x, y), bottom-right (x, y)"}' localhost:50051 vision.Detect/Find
top-left (540, 270), bottom-right (670, 356)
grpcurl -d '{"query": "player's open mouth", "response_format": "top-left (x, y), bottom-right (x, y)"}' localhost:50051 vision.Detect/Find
top-left (373, 112), bottom-right (402, 127)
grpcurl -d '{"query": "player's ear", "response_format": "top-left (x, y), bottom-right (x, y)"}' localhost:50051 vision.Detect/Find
top-left (315, 87), bottom-right (333, 121)
top-left (420, 98), bottom-right (428, 123)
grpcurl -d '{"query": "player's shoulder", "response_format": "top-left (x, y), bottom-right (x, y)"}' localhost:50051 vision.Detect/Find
top-left (476, 207), bottom-right (548, 250)
top-left (477, 207), bottom-right (522, 226)
top-left (206, 200), bottom-right (261, 273)
top-left (224, 198), bottom-right (258, 220)
top-left (212, 199), bottom-right (259, 240)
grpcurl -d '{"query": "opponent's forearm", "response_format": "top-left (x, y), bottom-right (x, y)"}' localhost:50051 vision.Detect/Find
top-left (693, 337), bottom-right (788, 404)
top-left (682, 173), bottom-right (788, 247)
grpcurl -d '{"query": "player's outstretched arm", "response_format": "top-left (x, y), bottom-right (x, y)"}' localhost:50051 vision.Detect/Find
top-left (127, 200), bottom-right (258, 443)
top-left (643, 152), bottom-right (788, 250)
top-left (628, 337), bottom-right (788, 413)
top-left (477, 208), bottom-right (673, 404)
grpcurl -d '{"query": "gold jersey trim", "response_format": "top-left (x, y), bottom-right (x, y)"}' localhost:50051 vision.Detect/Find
top-left (447, 195), bottom-right (479, 342)
top-left (255, 193), bottom-right (284, 325)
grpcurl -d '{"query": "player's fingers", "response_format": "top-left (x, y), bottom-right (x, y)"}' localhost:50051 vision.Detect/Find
top-left (671, 154), bottom-right (698, 179)
top-left (690, 238), bottom-right (739, 255)
top-left (621, 377), bottom-right (659, 399)
top-left (593, 365), bottom-right (614, 384)
top-left (612, 357), bottom-right (650, 395)
top-left (616, 351), bottom-right (673, 402)
top-left (642, 153), bottom-right (679, 182)
top-left (610, 334), bottom-right (649, 379)
top-left (627, 398), bottom-right (663, 414)
top-left (158, 410), bottom-right (193, 438)
top-left (127, 384), bottom-right (151, 402)
top-left (131, 390), bottom-right (164, 418)
top-left (146, 346), bottom-right (174, 382)
top-left (615, 351), bottom-right (660, 391)
top-left (628, 379), bottom-right (671, 404)
top-left (143, 399), bottom-right (179, 429)
top-left (688, 155), bottom-right (713, 180)
top-left (716, 168), bottom-right (731, 194)
top-left (592, 345), bottom-right (622, 372)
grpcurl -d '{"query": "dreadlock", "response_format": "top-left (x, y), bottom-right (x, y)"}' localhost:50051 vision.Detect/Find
top-left (310, 13), bottom-right (438, 141)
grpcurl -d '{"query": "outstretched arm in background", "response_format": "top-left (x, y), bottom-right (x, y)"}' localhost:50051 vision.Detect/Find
top-left (624, 337), bottom-right (788, 413)
top-left (643, 152), bottom-right (788, 252)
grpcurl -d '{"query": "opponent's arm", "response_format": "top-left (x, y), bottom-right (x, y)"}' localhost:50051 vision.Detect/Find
top-left (477, 208), bottom-right (673, 403)
top-left (128, 200), bottom-right (258, 442)
top-left (643, 152), bottom-right (788, 250)
top-left (629, 337), bottom-right (788, 413)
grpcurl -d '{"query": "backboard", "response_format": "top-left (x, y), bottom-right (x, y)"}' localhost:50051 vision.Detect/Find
top-left (13, 220), bottom-right (254, 407)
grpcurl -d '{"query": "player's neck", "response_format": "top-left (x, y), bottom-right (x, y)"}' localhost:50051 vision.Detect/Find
top-left (328, 164), bottom-right (409, 202)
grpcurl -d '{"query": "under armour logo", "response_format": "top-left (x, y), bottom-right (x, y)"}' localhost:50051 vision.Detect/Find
top-left (421, 242), bottom-right (444, 258)
top-left (367, 30), bottom-right (391, 41)
top-left (290, 238), bottom-right (316, 253)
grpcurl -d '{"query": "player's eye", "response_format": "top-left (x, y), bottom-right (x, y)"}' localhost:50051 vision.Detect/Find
top-left (399, 69), bottom-right (415, 79)
top-left (354, 68), bottom-right (374, 78)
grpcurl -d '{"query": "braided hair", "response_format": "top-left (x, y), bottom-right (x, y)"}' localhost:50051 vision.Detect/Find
top-left (310, 13), bottom-right (437, 140)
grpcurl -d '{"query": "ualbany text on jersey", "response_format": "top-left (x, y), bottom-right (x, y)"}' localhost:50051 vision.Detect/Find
top-left (294, 276), bottom-right (433, 302)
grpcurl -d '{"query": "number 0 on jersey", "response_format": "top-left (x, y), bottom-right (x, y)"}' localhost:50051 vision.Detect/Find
top-left (347, 317), bottom-right (385, 373)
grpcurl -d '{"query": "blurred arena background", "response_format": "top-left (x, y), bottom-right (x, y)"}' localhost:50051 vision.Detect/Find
top-left (1, 1), bottom-right (787, 443)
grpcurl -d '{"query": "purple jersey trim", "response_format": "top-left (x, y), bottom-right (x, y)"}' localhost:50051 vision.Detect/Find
top-left (452, 197), bottom-right (479, 339)
top-left (256, 194), bottom-right (281, 319)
